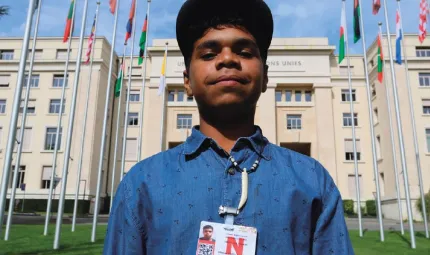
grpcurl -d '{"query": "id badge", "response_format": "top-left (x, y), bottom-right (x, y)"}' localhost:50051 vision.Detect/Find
top-left (196, 221), bottom-right (257, 255)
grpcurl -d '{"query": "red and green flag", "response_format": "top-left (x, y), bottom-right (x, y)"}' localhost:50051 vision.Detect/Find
top-left (63, 0), bottom-right (75, 43)
top-left (377, 32), bottom-right (384, 83)
top-left (115, 58), bottom-right (125, 97)
top-left (353, 0), bottom-right (361, 43)
top-left (339, 4), bottom-right (347, 64)
top-left (138, 15), bottom-right (148, 65)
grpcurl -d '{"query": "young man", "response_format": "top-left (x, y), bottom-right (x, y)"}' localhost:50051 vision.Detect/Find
top-left (104, 0), bottom-right (354, 254)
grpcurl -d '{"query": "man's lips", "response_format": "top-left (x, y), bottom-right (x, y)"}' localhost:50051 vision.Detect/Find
top-left (210, 75), bottom-right (249, 85)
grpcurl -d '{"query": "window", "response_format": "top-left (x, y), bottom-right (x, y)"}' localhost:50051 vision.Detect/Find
top-left (128, 112), bottom-right (139, 126)
top-left (0, 75), bottom-right (10, 87)
top-left (376, 135), bottom-right (382, 159)
top-left (177, 90), bottom-right (184, 102)
top-left (19, 99), bottom-right (36, 114)
top-left (348, 174), bottom-right (363, 198)
top-left (125, 138), bottom-right (137, 160)
top-left (41, 166), bottom-right (52, 189)
top-left (427, 129), bottom-right (430, 153)
top-left (341, 89), bottom-right (356, 102)
top-left (373, 108), bottom-right (379, 123)
top-left (345, 139), bottom-right (361, 161)
top-left (168, 90), bottom-right (175, 102)
top-left (187, 96), bottom-right (193, 102)
top-left (294, 91), bottom-right (302, 102)
top-left (0, 127), bottom-right (2, 150)
top-left (0, 50), bottom-right (14, 60)
top-left (287, 114), bottom-right (302, 130)
top-left (9, 166), bottom-right (26, 189)
top-left (416, 47), bottom-right (430, 57)
top-left (56, 49), bottom-right (69, 60)
top-left (14, 127), bottom-right (32, 151)
top-left (23, 74), bottom-right (39, 88)
top-left (49, 99), bottom-right (65, 114)
top-left (419, 73), bottom-right (430, 87)
top-left (0, 99), bottom-right (5, 113)
top-left (31, 49), bottom-right (43, 60)
top-left (177, 114), bottom-right (192, 129)
top-left (305, 91), bottom-right (312, 102)
top-left (423, 99), bottom-right (430, 115)
top-left (44, 127), bottom-right (62, 150)
top-left (285, 90), bottom-right (292, 102)
top-left (129, 91), bottom-right (140, 102)
top-left (343, 113), bottom-right (358, 127)
top-left (371, 84), bottom-right (376, 97)
top-left (275, 91), bottom-right (282, 102)
top-left (53, 74), bottom-right (68, 87)
top-left (339, 66), bottom-right (354, 75)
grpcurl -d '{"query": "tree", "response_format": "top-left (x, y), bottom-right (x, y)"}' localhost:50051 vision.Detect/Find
top-left (0, 6), bottom-right (9, 18)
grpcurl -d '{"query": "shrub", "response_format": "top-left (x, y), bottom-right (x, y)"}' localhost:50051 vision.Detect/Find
top-left (366, 200), bottom-right (377, 216)
top-left (343, 199), bottom-right (354, 215)
top-left (416, 190), bottom-right (430, 220)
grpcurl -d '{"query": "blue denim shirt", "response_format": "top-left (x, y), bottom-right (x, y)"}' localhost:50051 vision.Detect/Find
top-left (104, 126), bottom-right (354, 254)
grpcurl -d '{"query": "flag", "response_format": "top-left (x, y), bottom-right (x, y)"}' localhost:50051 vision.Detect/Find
top-left (34, 0), bottom-right (40, 13)
top-left (115, 58), bottom-right (125, 97)
top-left (125, 0), bottom-right (136, 43)
top-left (138, 15), bottom-right (148, 65)
top-left (419, 0), bottom-right (428, 43)
top-left (353, 0), bottom-right (361, 43)
top-left (339, 4), bottom-right (347, 64)
top-left (396, 10), bottom-right (403, 65)
top-left (85, 15), bottom-right (96, 64)
top-left (377, 32), bottom-right (384, 83)
top-left (109, 0), bottom-right (116, 14)
top-left (158, 48), bottom-right (167, 96)
top-left (63, 0), bottom-right (75, 43)
top-left (373, 0), bottom-right (381, 15)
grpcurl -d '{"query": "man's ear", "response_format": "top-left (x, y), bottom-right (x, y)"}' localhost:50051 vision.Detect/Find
top-left (262, 64), bottom-right (268, 93)
top-left (183, 69), bottom-right (193, 96)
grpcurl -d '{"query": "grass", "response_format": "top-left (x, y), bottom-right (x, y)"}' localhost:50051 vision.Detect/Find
top-left (0, 226), bottom-right (429, 254)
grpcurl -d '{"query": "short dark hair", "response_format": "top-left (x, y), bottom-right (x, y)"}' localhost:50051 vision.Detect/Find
top-left (203, 225), bottom-right (213, 231)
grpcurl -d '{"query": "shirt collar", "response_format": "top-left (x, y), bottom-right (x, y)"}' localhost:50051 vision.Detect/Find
top-left (183, 125), bottom-right (271, 160)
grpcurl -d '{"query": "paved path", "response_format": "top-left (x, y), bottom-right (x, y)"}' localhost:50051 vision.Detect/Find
top-left (346, 217), bottom-right (428, 232)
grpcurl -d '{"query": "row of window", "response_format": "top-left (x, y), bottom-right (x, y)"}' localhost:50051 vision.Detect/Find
top-left (0, 74), bottom-right (67, 88)
top-left (0, 49), bottom-right (71, 61)
top-left (0, 99), bottom-right (65, 114)
top-left (8, 165), bottom-right (56, 189)
top-left (168, 89), bottom-right (194, 102)
top-left (275, 90), bottom-right (312, 102)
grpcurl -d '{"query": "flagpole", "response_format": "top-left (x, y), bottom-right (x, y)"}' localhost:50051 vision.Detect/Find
top-left (43, 0), bottom-right (77, 236)
top-left (357, 0), bottom-right (385, 242)
top-left (91, 0), bottom-right (122, 242)
top-left (109, 51), bottom-right (126, 213)
top-left (378, 22), bottom-right (404, 236)
top-left (137, 0), bottom-right (152, 162)
top-left (53, 0), bottom-right (89, 249)
top-left (159, 42), bottom-right (168, 151)
top-left (4, 0), bottom-right (42, 241)
top-left (71, 1), bottom-right (100, 232)
top-left (0, 0), bottom-right (36, 233)
top-left (382, 0), bottom-right (416, 248)
top-left (341, 0), bottom-right (363, 237)
top-left (397, 0), bottom-right (429, 238)
top-left (120, 0), bottom-right (138, 181)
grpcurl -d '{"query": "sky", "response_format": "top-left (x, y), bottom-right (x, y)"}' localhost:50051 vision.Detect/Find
top-left (0, 0), bottom-right (425, 56)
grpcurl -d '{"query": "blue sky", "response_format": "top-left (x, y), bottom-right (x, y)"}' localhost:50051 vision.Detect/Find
top-left (0, 0), bottom-right (424, 55)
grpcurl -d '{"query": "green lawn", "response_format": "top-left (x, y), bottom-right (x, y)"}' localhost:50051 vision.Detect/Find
top-left (0, 226), bottom-right (429, 254)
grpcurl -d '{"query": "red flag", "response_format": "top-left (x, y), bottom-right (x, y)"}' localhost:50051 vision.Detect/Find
top-left (85, 15), bottom-right (96, 64)
top-left (125, 0), bottom-right (136, 43)
top-left (373, 0), bottom-right (381, 15)
top-left (109, 0), bottom-right (116, 14)
top-left (63, 0), bottom-right (75, 42)
top-left (419, 0), bottom-right (428, 43)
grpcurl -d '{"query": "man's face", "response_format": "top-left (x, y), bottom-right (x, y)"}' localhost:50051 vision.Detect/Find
top-left (184, 26), bottom-right (268, 111)
top-left (203, 227), bottom-right (213, 239)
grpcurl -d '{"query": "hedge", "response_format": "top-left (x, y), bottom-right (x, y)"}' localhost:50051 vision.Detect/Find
top-left (5, 199), bottom-right (90, 215)
top-left (343, 199), bottom-right (354, 215)
top-left (416, 190), bottom-right (430, 220)
top-left (366, 200), bottom-right (377, 216)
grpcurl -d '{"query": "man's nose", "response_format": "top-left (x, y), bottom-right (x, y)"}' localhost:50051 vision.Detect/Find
top-left (215, 48), bottom-right (240, 70)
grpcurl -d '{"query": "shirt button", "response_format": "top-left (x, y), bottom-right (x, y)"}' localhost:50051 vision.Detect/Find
top-left (227, 168), bottom-right (235, 175)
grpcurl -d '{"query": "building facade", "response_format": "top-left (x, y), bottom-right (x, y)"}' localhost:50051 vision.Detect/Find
top-left (0, 35), bottom-right (429, 219)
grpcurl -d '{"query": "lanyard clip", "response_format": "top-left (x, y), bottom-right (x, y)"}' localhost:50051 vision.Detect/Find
top-left (219, 206), bottom-right (239, 225)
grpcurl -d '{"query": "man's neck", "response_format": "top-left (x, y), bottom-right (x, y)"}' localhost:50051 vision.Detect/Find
top-left (199, 118), bottom-right (255, 153)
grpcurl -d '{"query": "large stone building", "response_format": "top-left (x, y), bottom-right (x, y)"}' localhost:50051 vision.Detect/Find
top-left (0, 34), bottom-right (429, 219)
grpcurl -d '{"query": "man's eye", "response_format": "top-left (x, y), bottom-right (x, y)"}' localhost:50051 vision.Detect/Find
top-left (201, 52), bottom-right (216, 60)
top-left (239, 51), bottom-right (253, 58)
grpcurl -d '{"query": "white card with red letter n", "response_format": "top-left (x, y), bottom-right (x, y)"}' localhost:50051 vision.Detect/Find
top-left (196, 221), bottom-right (257, 255)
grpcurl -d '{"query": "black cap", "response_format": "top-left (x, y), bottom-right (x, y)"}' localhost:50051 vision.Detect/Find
top-left (176, 0), bottom-right (274, 65)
